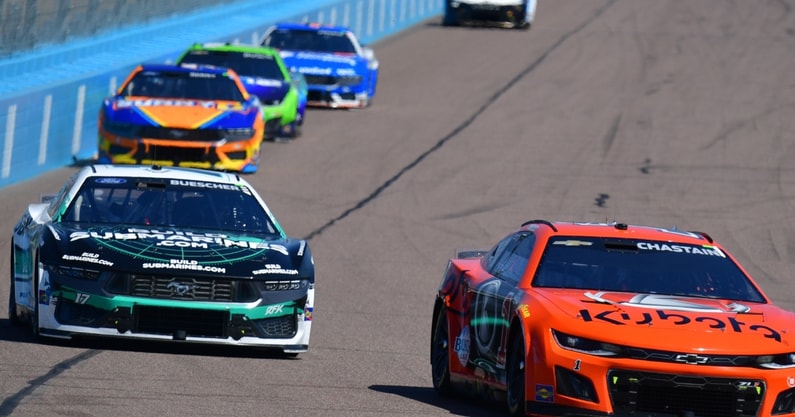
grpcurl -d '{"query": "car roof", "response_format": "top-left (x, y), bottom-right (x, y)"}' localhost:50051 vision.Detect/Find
top-left (272, 22), bottom-right (351, 33)
top-left (186, 42), bottom-right (281, 57)
top-left (520, 220), bottom-right (715, 245)
top-left (79, 164), bottom-right (250, 185)
top-left (138, 63), bottom-right (233, 76)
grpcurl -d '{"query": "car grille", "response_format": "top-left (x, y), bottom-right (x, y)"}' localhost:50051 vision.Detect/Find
top-left (303, 75), bottom-right (339, 85)
top-left (303, 75), bottom-right (362, 87)
top-left (107, 274), bottom-right (259, 302)
top-left (252, 314), bottom-right (297, 338)
top-left (137, 144), bottom-right (216, 164)
top-left (134, 305), bottom-right (228, 338)
top-left (453, 4), bottom-right (525, 22)
top-left (626, 347), bottom-right (758, 367)
top-left (608, 370), bottom-right (763, 417)
top-left (139, 126), bottom-right (226, 141)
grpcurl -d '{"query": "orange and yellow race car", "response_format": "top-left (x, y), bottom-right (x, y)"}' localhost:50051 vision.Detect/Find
top-left (431, 220), bottom-right (795, 416)
top-left (97, 64), bottom-right (265, 173)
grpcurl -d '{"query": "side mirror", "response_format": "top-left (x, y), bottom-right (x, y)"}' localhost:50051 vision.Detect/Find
top-left (28, 203), bottom-right (52, 224)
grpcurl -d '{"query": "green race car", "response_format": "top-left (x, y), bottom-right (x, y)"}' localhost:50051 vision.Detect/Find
top-left (176, 43), bottom-right (307, 140)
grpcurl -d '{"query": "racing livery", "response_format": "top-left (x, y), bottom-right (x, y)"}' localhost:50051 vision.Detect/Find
top-left (431, 220), bottom-right (795, 416)
top-left (260, 22), bottom-right (378, 109)
top-left (97, 64), bottom-right (266, 173)
top-left (443, 0), bottom-right (537, 29)
top-left (9, 165), bottom-right (314, 356)
top-left (176, 43), bottom-right (308, 140)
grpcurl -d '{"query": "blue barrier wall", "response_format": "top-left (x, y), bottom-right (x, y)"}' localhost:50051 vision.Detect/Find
top-left (0, 0), bottom-right (443, 188)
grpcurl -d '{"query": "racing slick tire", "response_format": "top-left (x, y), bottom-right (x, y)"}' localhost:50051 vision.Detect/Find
top-left (442, 3), bottom-right (458, 27)
top-left (431, 304), bottom-right (453, 396)
top-left (283, 121), bottom-right (301, 140)
top-left (8, 245), bottom-right (19, 326)
top-left (506, 333), bottom-right (526, 416)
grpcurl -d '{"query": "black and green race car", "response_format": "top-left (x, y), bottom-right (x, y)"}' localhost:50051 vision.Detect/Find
top-left (9, 164), bottom-right (314, 356)
top-left (176, 43), bottom-right (307, 140)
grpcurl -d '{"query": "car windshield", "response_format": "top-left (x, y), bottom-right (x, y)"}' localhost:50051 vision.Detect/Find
top-left (60, 177), bottom-right (279, 235)
top-left (532, 237), bottom-right (766, 303)
top-left (263, 28), bottom-right (357, 53)
top-left (121, 69), bottom-right (245, 101)
top-left (179, 50), bottom-right (285, 80)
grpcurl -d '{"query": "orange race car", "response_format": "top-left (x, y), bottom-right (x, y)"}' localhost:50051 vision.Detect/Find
top-left (431, 220), bottom-right (795, 417)
top-left (98, 64), bottom-right (265, 173)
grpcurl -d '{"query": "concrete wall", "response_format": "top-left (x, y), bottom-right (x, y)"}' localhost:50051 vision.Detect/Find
top-left (0, 0), bottom-right (443, 188)
top-left (0, 0), bottom-right (243, 57)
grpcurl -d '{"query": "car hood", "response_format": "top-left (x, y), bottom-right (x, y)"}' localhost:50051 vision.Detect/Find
top-left (103, 96), bottom-right (258, 129)
top-left (41, 224), bottom-right (308, 279)
top-left (279, 51), bottom-right (364, 76)
top-left (239, 77), bottom-right (291, 103)
top-left (535, 288), bottom-right (795, 352)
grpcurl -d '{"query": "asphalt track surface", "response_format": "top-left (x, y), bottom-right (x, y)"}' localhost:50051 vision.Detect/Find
top-left (2, 1), bottom-right (795, 416)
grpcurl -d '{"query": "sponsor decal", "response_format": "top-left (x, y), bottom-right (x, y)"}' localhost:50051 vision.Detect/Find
top-left (298, 66), bottom-right (332, 75)
top-left (117, 98), bottom-right (234, 109)
top-left (552, 240), bottom-right (593, 247)
top-left (636, 242), bottom-right (726, 257)
top-left (454, 326), bottom-right (471, 366)
top-left (535, 384), bottom-right (554, 402)
top-left (252, 264), bottom-right (298, 275)
top-left (168, 179), bottom-right (250, 194)
top-left (69, 228), bottom-right (288, 254)
top-left (62, 252), bottom-right (114, 266)
top-left (143, 259), bottom-right (226, 274)
top-left (250, 78), bottom-right (283, 88)
top-left (305, 307), bottom-right (313, 321)
top-left (788, 377), bottom-right (795, 388)
top-left (519, 304), bottom-right (531, 319)
top-left (265, 304), bottom-right (285, 315)
top-left (95, 178), bottom-right (127, 184)
top-left (579, 307), bottom-right (781, 342)
top-left (295, 52), bottom-right (357, 66)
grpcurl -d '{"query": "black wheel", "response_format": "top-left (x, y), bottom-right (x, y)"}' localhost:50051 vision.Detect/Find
top-left (8, 273), bottom-right (19, 326)
top-left (29, 254), bottom-right (40, 338)
top-left (8, 243), bottom-right (20, 325)
top-left (431, 305), bottom-right (453, 395)
top-left (506, 334), bottom-right (526, 415)
top-left (442, 4), bottom-right (458, 27)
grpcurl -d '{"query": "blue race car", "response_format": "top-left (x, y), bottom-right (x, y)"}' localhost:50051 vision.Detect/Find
top-left (260, 22), bottom-right (379, 109)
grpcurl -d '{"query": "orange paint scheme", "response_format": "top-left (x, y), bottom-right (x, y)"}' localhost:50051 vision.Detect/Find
top-left (97, 64), bottom-right (265, 173)
top-left (432, 220), bottom-right (795, 416)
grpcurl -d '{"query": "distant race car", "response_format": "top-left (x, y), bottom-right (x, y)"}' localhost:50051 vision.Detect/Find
top-left (431, 220), bottom-right (795, 416)
top-left (260, 22), bottom-right (378, 109)
top-left (443, 0), bottom-right (537, 29)
top-left (176, 43), bottom-right (308, 140)
top-left (97, 64), bottom-right (265, 173)
top-left (8, 164), bottom-right (314, 356)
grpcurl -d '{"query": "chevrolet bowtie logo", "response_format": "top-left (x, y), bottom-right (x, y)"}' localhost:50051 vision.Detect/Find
top-left (674, 353), bottom-right (709, 364)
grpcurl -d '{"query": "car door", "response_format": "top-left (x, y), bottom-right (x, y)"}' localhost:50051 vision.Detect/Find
top-left (466, 232), bottom-right (535, 377)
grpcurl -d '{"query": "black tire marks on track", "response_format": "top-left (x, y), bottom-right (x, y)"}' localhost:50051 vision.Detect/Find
top-left (303, 0), bottom-right (619, 241)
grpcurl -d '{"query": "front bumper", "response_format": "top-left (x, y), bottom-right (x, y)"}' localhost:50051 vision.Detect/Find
top-left (38, 278), bottom-right (314, 353)
top-left (528, 339), bottom-right (795, 416)
top-left (306, 88), bottom-right (371, 109)
top-left (97, 130), bottom-right (262, 173)
top-left (446, 1), bottom-right (530, 27)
